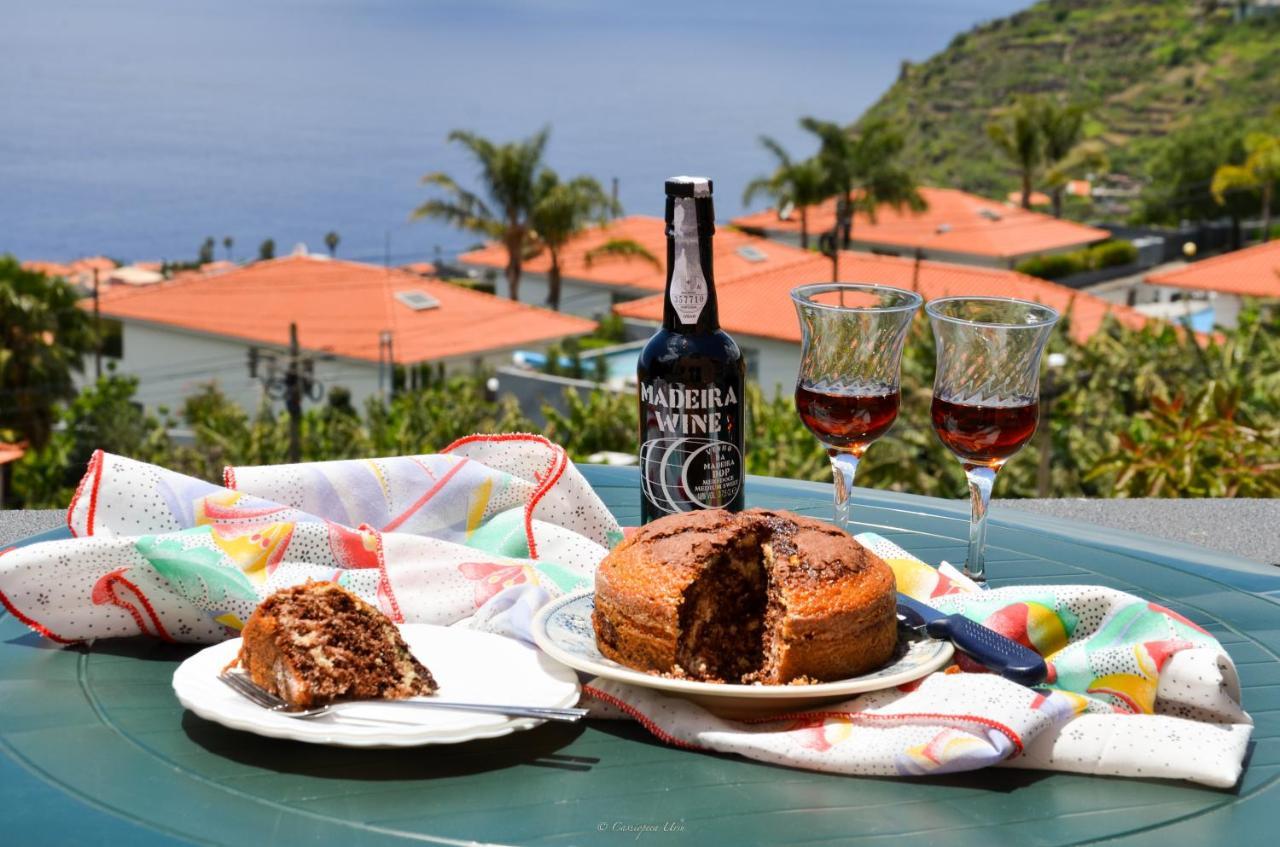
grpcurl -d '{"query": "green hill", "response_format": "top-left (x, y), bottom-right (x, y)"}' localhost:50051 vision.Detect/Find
top-left (858, 0), bottom-right (1280, 210)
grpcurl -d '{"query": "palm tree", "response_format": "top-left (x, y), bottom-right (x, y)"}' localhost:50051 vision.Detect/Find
top-left (529, 173), bottom-right (657, 311)
top-left (801, 117), bottom-right (925, 278)
top-left (1037, 99), bottom-right (1108, 218)
top-left (742, 137), bottom-right (828, 249)
top-left (198, 236), bottom-right (216, 265)
top-left (1213, 128), bottom-right (1280, 243)
top-left (0, 257), bottom-right (97, 451)
top-left (222, 236), bottom-right (234, 261)
top-left (987, 97), bottom-right (1044, 210)
top-left (324, 231), bottom-right (340, 256)
top-left (413, 128), bottom-right (550, 302)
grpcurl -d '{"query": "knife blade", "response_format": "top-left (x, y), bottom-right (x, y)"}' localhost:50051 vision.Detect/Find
top-left (897, 593), bottom-right (1048, 687)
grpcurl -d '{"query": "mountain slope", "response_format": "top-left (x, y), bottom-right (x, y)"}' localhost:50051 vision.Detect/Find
top-left (857, 0), bottom-right (1280, 202)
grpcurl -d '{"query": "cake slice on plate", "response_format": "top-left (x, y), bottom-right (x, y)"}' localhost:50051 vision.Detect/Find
top-left (235, 581), bottom-right (437, 708)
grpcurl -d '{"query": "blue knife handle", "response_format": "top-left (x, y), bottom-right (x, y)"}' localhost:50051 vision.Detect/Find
top-left (924, 615), bottom-right (1048, 687)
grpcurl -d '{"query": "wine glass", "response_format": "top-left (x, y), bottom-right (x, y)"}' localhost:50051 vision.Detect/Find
top-left (927, 296), bottom-right (1059, 582)
top-left (790, 283), bottom-right (923, 531)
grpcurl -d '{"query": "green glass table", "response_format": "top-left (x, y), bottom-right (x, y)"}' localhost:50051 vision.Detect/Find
top-left (2, 466), bottom-right (1278, 846)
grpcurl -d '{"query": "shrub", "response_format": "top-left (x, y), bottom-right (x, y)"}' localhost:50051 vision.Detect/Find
top-left (1016, 240), bottom-right (1138, 279)
top-left (1089, 240), bottom-right (1139, 269)
top-left (1016, 252), bottom-right (1084, 279)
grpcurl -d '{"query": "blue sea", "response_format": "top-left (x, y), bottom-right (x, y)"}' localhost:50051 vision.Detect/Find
top-left (3, 0), bottom-right (1028, 265)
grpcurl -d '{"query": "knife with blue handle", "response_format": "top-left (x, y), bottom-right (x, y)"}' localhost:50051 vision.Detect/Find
top-left (897, 594), bottom-right (1048, 687)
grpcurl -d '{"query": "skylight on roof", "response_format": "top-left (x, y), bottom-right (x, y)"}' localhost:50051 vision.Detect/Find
top-left (395, 290), bottom-right (441, 311)
top-left (737, 245), bottom-right (768, 263)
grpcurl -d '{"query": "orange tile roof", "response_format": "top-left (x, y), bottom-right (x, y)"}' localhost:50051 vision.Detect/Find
top-left (68, 256), bottom-right (117, 274)
top-left (458, 215), bottom-right (814, 292)
top-left (199, 260), bottom-right (236, 275)
top-left (732, 187), bottom-right (1110, 261)
top-left (614, 252), bottom-right (1149, 345)
top-left (92, 255), bottom-right (595, 364)
top-left (1145, 241), bottom-right (1280, 299)
top-left (21, 261), bottom-right (73, 279)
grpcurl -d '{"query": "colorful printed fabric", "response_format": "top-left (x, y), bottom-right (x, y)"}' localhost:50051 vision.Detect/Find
top-left (0, 443), bottom-right (1253, 787)
top-left (587, 533), bottom-right (1251, 788)
top-left (0, 435), bottom-right (617, 644)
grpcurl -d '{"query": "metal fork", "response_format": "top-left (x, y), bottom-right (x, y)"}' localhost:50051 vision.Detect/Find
top-left (218, 671), bottom-right (587, 724)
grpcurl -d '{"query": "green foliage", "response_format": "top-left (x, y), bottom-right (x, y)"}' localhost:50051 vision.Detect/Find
top-left (11, 372), bottom-right (175, 507)
top-left (742, 138), bottom-right (829, 248)
top-left (801, 116), bottom-right (925, 244)
top-left (1015, 240), bottom-right (1138, 279)
top-left (542, 389), bottom-right (637, 460)
top-left (10, 311), bottom-right (1280, 507)
top-left (413, 127), bottom-right (552, 302)
top-left (0, 256), bottom-right (98, 449)
top-left (858, 0), bottom-right (1280, 206)
top-left (1016, 253), bottom-right (1085, 280)
top-left (258, 239), bottom-right (276, 261)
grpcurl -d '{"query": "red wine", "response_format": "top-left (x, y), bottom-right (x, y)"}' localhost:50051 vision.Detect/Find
top-left (638, 177), bottom-right (745, 522)
top-left (931, 396), bottom-right (1039, 466)
top-left (795, 385), bottom-right (900, 453)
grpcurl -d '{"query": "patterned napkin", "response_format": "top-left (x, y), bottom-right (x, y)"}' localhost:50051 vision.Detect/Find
top-left (0, 436), bottom-right (617, 644)
top-left (586, 534), bottom-right (1253, 788)
top-left (0, 440), bottom-right (1252, 787)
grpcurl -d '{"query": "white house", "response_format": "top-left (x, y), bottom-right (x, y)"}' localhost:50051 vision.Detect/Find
top-left (88, 254), bottom-right (596, 415)
top-left (1143, 240), bottom-right (1280, 330)
top-left (456, 215), bottom-right (815, 320)
top-left (732, 187), bottom-right (1111, 270)
top-left (614, 251), bottom-right (1160, 396)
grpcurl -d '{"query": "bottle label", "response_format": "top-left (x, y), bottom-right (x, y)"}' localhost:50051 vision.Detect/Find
top-left (639, 380), bottom-right (742, 513)
top-left (669, 198), bottom-right (707, 325)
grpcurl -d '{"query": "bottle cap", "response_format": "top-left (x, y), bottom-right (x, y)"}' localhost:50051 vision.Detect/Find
top-left (664, 176), bottom-right (713, 198)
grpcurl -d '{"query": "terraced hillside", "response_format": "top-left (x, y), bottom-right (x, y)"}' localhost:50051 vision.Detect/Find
top-left (858, 0), bottom-right (1280, 205)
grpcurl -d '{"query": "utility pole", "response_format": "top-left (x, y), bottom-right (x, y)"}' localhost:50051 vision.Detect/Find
top-left (93, 267), bottom-right (102, 379)
top-left (1036, 353), bottom-right (1067, 497)
top-left (379, 330), bottom-right (395, 399)
top-left (249, 324), bottom-right (324, 464)
top-left (286, 323), bottom-right (303, 464)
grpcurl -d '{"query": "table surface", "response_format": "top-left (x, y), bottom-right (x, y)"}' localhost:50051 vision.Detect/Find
top-left (2, 467), bottom-right (1279, 846)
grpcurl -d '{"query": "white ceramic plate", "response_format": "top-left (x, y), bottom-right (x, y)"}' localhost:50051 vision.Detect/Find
top-left (172, 624), bottom-right (580, 747)
top-left (532, 591), bottom-right (954, 718)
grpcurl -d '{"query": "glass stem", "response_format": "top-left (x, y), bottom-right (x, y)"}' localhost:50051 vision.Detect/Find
top-left (829, 450), bottom-right (860, 530)
top-left (963, 465), bottom-right (997, 582)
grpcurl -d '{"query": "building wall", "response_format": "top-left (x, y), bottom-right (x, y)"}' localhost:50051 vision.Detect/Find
top-left (466, 266), bottom-right (649, 321)
top-left (618, 319), bottom-right (799, 398)
top-left (84, 321), bottom-right (381, 417)
top-left (86, 320), bottom-right (582, 420)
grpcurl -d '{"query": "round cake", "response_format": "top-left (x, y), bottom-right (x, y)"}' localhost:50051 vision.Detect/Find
top-left (593, 508), bottom-right (898, 684)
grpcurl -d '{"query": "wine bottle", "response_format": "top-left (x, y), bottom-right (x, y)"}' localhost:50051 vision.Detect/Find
top-left (637, 176), bottom-right (746, 522)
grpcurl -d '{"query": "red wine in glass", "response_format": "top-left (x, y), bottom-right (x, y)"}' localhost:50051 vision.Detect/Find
top-left (796, 384), bottom-right (901, 455)
top-left (930, 396), bottom-right (1039, 467)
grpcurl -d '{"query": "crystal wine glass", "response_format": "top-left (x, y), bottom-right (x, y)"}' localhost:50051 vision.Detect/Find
top-left (927, 296), bottom-right (1059, 582)
top-left (790, 283), bottom-right (923, 531)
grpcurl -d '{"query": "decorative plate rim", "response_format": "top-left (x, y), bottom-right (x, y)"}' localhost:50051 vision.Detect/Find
top-left (532, 589), bottom-right (954, 699)
top-left (172, 623), bottom-right (581, 748)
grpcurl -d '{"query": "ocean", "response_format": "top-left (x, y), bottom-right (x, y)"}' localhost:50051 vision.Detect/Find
top-left (3, 0), bottom-right (1028, 265)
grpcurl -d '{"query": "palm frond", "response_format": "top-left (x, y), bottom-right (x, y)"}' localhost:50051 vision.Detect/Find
top-left (584, 239), bottom-right (660, 269)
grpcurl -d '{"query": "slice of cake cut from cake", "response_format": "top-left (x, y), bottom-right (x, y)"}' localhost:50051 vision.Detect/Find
top-left (235, 581), bottom-right (437, 708)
